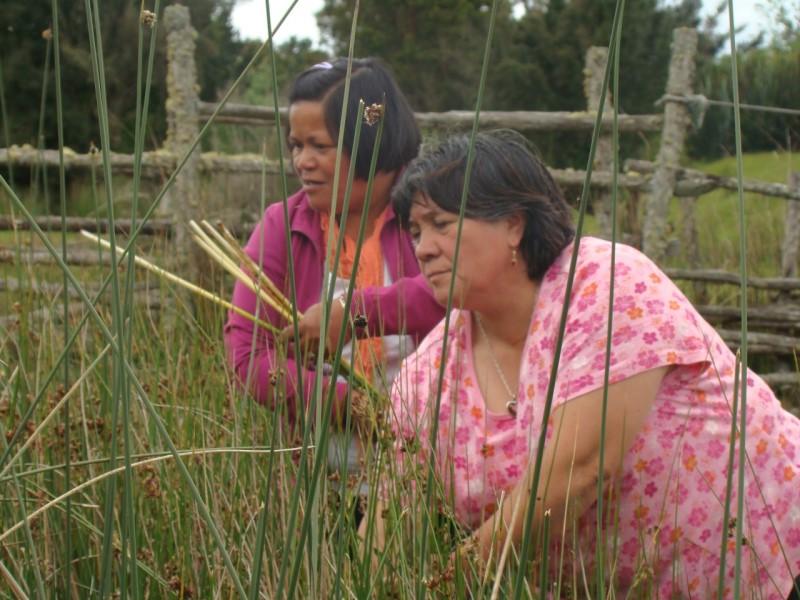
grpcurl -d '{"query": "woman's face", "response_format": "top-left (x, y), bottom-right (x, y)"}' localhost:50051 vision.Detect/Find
top-left (408, 193), bottom-right (522, 308)
top-left (288, 100), bottom-right (369, 215)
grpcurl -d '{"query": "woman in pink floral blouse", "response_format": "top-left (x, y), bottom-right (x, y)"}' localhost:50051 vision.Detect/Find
top-left (379, 130), bottom-right (800, 598)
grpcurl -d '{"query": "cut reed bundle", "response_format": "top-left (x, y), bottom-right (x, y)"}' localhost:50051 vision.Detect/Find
top-left (79, 229), bottom-right (279, 335)
top-left (80, 226), bottom-right (378, 397)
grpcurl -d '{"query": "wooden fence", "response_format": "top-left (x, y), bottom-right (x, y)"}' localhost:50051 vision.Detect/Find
top-left (1, 5), bottom-right (798, 393)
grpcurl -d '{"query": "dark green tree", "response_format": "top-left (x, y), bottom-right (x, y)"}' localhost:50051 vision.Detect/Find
top-left (316, 0), bottom-right (516, 112)
top-left (690, 35), bottom-right (800, 157)
top-left (0, 1), bottom-right (256, 152)
top-left (240, 37), bottom-right (327, 106)
top-left (489, 0), bottom-right (714, 115)
top-left (315, 0), bottom-right (718, 165)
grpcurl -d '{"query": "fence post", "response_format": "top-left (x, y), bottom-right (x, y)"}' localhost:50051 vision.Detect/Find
top-left (782, 173), bottom-right (800, 278)
top-left (163, 5), bottom-right (200, 277)
top-left (679, 195), bottom-right (699, 263)
top-left (642, 27), bottom-right (698, 261)
top-left (584, 46), bottom-right (613, 238)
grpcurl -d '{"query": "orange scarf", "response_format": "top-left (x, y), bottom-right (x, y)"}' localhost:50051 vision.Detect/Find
top-left (319, 208), bottom-right (388, 382)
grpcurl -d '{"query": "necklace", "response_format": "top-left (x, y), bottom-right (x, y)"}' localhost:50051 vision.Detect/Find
top-left (475, 314), bottom-right (518, 417)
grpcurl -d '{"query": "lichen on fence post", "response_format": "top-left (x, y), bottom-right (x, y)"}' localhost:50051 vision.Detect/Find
top-left (584, 46), bottom-right (614, 238)
top-left (782, 173), bottom-right (800, 278)
top-left (642, 27), bottom-right (698, 262)
top-left (163, 5), bottom-right (200, 279)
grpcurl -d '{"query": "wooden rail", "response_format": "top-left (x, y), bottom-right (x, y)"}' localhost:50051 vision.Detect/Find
top-left (0, 145), bottom-right (284, 178)
top-left (197, 101), bottom-right (664, 133)
top-left (665, 268), bottom-right (800, 291)
top-left (0, 215), bottom-right (174, 236)
top-left (626, 159), bottom-right (800, 202)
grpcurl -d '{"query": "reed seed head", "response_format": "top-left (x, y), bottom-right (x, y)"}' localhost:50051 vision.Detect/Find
top-left (364, 103), bottom-right (384, 126)
top-left (141, 10), bottom-right (157, 27)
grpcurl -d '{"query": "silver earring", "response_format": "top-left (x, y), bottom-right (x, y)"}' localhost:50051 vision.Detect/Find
top-left (511, 248), bottom-right (518, 266)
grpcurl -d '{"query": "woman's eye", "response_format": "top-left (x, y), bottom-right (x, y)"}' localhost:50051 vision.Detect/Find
top-left (433, 220), bottom-right (451, 230)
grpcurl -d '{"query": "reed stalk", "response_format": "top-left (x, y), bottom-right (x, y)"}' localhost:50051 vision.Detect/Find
top-left (49, 0), bottom-right (73, 592)
top-left (512, 2), bottom-right (626, 596)
top-left (0, 59), bottom-right (14, 190)
top-left (723, 3), bottom-right (750, 595)
top-left (204, 220), bottom-right (291, 314)
top-left (594, 4), bottom-right (625, 595)
top-left (81, 1), bottom-right (138, 592)
top-left (417, 3), bottom-right (500, 596)
top-left (32, 29), bottom-right (51, 212)
top-left (246, 8), bottom-right (302, 587)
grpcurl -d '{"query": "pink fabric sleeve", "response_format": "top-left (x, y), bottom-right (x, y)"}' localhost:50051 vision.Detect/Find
top-left (223, 206), bottom-right (346, 422)
top-left (552, 242), bottom-right (712, 405)
top-left (350, 273), bottom-right (444, 339)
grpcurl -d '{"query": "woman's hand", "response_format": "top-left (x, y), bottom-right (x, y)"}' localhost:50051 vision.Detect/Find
top-left (280, 298), bottom-right (352, 359)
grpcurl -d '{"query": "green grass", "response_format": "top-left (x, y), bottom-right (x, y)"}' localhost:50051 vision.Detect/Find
top-left (677, 151), bottom-right (800, 275)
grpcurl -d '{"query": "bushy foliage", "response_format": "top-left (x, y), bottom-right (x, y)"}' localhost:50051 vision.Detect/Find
top-left (317, 0), bottom-right (516, 112)
top-left (0, 1), bottom-right (257, 152)
top-left (315, 0), bottom-right (718, 166)
top-left (691, 35), bottom-right (800, 157)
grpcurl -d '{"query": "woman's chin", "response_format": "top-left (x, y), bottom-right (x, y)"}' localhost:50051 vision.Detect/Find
top-left (305, 190), bottom-right (334, 213)
top-left (432, 288), bottom-right (466, 309)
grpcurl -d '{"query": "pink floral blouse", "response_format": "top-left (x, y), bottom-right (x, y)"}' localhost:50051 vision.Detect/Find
top-left (390, 236), bottom-right (800, 598)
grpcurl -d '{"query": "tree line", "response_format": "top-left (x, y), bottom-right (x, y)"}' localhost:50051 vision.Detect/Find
top-left (1, 0), bottom-right (797, 164)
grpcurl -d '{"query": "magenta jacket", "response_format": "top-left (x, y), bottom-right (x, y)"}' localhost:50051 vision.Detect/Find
top-left (223, 189), bottom-right (444, 421)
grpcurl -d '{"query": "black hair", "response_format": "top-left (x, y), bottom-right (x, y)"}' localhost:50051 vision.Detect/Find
top-left (288, 57), bottom-right (421, 179)
top-left (392, 130), bottom-right (575, 281)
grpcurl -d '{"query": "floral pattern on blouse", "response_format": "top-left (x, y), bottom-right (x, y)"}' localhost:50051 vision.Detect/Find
top-left (390, 237), bottom-right (800, 598)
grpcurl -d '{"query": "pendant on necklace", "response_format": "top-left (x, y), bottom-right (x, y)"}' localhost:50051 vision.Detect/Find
top-left (506, 398), bottom-right (518, 417)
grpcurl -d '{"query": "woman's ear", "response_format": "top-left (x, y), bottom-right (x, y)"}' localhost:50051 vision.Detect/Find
top-left (506, 212), bottom-right (526, 247)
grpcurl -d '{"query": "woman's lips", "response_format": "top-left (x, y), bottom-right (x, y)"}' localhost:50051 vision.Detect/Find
top-left (302, 180), bottom-right (325, 191)
top-left (426, 270), bottom-right (450, 280)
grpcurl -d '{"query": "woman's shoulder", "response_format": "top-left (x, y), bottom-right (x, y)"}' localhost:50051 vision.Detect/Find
top-left (260, 189), bottom-right (311, 223)
top-left (575, 237), bottom-right (653, 267)
top-left (245, 190), bottom-right (317, 253)
top-left (546, 237), bottom-right (663, 285)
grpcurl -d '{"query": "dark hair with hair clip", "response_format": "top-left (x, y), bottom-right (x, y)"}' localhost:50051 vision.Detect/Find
top-left (288, 57), bottom-right (421, 179)
top-left (392, 130), bottom-right (575, 281)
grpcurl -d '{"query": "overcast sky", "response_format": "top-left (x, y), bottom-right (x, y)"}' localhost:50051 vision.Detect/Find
top-left (231, 0), bottom-right (777, 49)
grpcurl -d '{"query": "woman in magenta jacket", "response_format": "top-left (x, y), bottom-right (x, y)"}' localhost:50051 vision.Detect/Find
top-left (223, 58), bottom-right (443, 424)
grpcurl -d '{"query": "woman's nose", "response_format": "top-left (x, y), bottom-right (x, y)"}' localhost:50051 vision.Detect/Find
top-left (414, 230), bottom-right (435, 262)
top-left (293, 147), bottom-right (315, 172)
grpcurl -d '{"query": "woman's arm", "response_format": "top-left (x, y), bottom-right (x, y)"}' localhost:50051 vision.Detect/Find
top-left (286, 273), bottom-right (446, 355)
top-left (357, 498), bottom-right (388, 573)
top-left (472, 366), bottom-right (669, 565)
top-left (350, 273), bottom-right (445, 339)
top-left (223, 204), bottom-right (347, 421)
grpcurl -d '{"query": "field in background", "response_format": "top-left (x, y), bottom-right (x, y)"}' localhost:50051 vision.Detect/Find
top-left (685, 151), bottom-right (800, 274)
